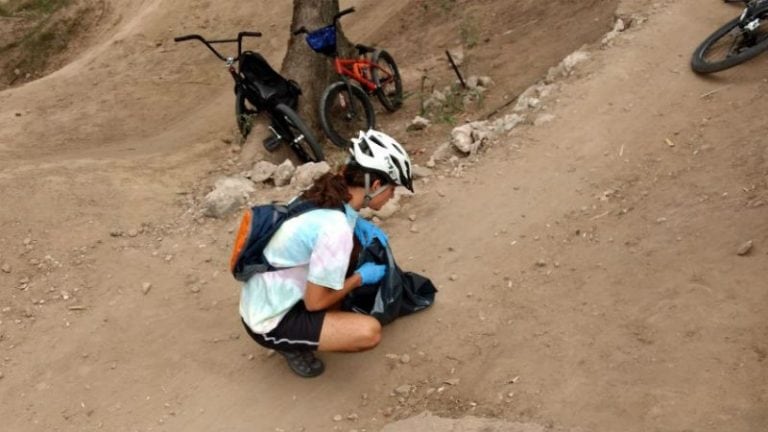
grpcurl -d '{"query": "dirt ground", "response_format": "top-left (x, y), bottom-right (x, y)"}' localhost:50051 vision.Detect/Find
top-left (0, 0), bottom-right (766, 431)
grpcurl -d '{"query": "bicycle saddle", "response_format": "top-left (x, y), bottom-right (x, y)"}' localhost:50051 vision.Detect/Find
top-left (355, 44), bottom-right (375, 55)
top-left (239, 51), bottom-right (298, 105)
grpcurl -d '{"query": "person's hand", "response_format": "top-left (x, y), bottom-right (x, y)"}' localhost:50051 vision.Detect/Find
top-left (356, 262), bottom-right (387, 285)
top-left (354, 218), bottom-right (388, 248)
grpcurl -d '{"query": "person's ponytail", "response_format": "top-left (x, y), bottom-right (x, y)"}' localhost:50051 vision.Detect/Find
top-left (300, 172), bottom-right (350, 208)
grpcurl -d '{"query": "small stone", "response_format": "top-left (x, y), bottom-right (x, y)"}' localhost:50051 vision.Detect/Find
top-left (127, 229), bottom-right (139, 238)
top-left (394, 385), bottom-right (412, 395)
top-left (444, 378), bottom-right (460, 386)
top-left (477, 76), bottom-right (494, 87)
top-left (23, 238), bottom-right (32, 246)
top-left (190, 286), bottom-right (201, 294)
top-left (0, 371), bottom-right (4, 379)
top-left (535, 259), bottom-right (547, 267)
top-left (409, 225), bottom-right (419, 233)
top-left (407, 116), bottom-right (431, 131)
top-left (346, 413), bottom-right (359, 421)
top-left (408, 214), bottom-right (417, 222)
top-left (411, 165), bottom-right (433, 179)
top-left (141, 282), bottom-right (152, 295)
top-left (1, 263), bottom-right (10, 273)
top-left (109, 230), bottom-right (123, 237)
top-left (449, 274), bottom-right (458, 281)
top-left (399, 354), bottom-right (411, 364)
top-left (737, 240), bottom-right (753, 256)
top-left (332, 414), bottom-right (343, 422)
top-left (534, 114), bottom-right (556, 127)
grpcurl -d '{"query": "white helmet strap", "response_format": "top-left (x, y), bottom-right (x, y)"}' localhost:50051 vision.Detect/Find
top-left (362, 172), bottom-right (390, 207)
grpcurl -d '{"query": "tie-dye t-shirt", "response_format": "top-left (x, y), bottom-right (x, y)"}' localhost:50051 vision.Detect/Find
top-left (240, 204), bottom-right (358, 334)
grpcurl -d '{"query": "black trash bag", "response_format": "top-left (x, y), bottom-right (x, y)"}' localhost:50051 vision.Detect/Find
top-left (342, 239), bottom-right (437, 325)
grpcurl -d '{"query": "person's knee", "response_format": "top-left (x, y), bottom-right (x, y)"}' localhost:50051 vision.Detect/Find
top-left (358, 319), bottom-right (381, 350)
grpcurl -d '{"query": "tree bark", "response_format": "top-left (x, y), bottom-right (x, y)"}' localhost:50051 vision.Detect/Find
top-left (281, 0), bottom-right (354, 142)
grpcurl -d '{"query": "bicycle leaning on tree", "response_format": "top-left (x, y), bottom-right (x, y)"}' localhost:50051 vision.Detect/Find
top-left (174, 31), bottom-right (324, 162)
top-left (293, 7), bottom-right (404, 148)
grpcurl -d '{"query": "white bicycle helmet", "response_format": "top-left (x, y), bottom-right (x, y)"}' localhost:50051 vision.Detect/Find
top-left (350, 129), bottom-right (414, 193)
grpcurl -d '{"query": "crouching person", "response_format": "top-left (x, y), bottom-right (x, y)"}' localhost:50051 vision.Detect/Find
top-left (240, 130), bottom-right (414, 377)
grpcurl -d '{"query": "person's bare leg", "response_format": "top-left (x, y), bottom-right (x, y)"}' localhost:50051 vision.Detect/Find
top-left (318, 311), bottom-right (381, 352)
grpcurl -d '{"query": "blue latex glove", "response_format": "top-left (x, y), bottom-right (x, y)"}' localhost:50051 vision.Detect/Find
top-left (354, 218), bottom-right (388, 248)
top-left (356, 262), bottom-right (387, 285)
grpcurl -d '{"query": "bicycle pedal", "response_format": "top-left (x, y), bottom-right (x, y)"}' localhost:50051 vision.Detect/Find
top-left (262, 136), bottom-right (281, 152)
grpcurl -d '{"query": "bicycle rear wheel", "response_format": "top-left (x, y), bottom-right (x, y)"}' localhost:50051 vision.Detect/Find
top-left (235, 87), bottom-right (258, 137)
top-left (273, 103), bottom-right (324, 163)
top-left (691, 6), bottom-right (768, 74)
top-left (371, 49), bottom-right (403, 112)
top-left (319, 81), bottom-right (376, 148)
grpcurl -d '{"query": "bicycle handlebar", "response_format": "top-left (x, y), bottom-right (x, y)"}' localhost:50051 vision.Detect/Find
top-left (334, 7), bottom-right (355, 23)
top-left (238, 31), bottom-right (263, 38)
top-left (292, 7), bottom-right (356, 35)
top-left (173, 31), bottom-right (262, 62)
top-left (173, 34), bottom-right (200, 43)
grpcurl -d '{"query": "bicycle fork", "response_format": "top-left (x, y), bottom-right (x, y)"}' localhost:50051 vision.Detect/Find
top-left (340, 77), bottom-right (359, 121)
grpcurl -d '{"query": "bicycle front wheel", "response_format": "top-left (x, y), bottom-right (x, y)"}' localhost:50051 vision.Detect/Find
top-left (371, 49), bottom-right (403, 111)
top-left (273, 104), bottom-right (324, 163)
top-left (319, 81), bottom-right (376, 148)
top-left (691, 6), bottom-right (768, 74)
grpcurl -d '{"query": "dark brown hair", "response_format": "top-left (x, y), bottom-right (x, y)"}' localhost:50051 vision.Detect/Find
top-left (301, 164), bottom-right (390, 208)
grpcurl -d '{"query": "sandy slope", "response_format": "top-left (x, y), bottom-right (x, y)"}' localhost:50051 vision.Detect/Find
top-left (0, 0), bottom-right (766, 431)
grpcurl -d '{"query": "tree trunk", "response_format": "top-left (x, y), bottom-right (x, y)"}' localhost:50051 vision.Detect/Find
top-left (281, 0), bottom-right (354, 144)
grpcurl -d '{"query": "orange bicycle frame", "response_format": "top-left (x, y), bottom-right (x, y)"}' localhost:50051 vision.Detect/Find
top-left (333, 57), bottom-right (391, 93)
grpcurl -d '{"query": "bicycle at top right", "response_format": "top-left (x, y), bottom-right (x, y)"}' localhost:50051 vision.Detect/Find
top-left (294, 7), bottom-right (404, 148)
top-left (691, 0), bottom-right (768, 73)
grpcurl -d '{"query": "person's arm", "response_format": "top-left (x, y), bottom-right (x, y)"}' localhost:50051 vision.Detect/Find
top-left (304, 273), bottom-right (363, 312)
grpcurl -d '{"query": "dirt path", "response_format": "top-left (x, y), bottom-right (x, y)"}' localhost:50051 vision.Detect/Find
top-left (1, 0), bottom-right (766, 431)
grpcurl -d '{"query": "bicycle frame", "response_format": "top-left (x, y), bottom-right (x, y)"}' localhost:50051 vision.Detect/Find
top-left (334, 56), bottom-right (394, 93)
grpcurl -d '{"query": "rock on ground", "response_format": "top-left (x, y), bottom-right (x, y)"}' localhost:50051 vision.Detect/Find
top-left (249, 161), bottom-right (278, 183)
top-left (202, 177), bottom-right (255, 218)
top-left (273, 160), bottom-right (296, 187)
top-left (291, 161), bottom-right (331, 190)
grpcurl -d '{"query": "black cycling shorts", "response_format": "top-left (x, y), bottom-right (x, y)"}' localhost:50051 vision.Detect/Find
top-left (242, 301), bottom-right (325, 352)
